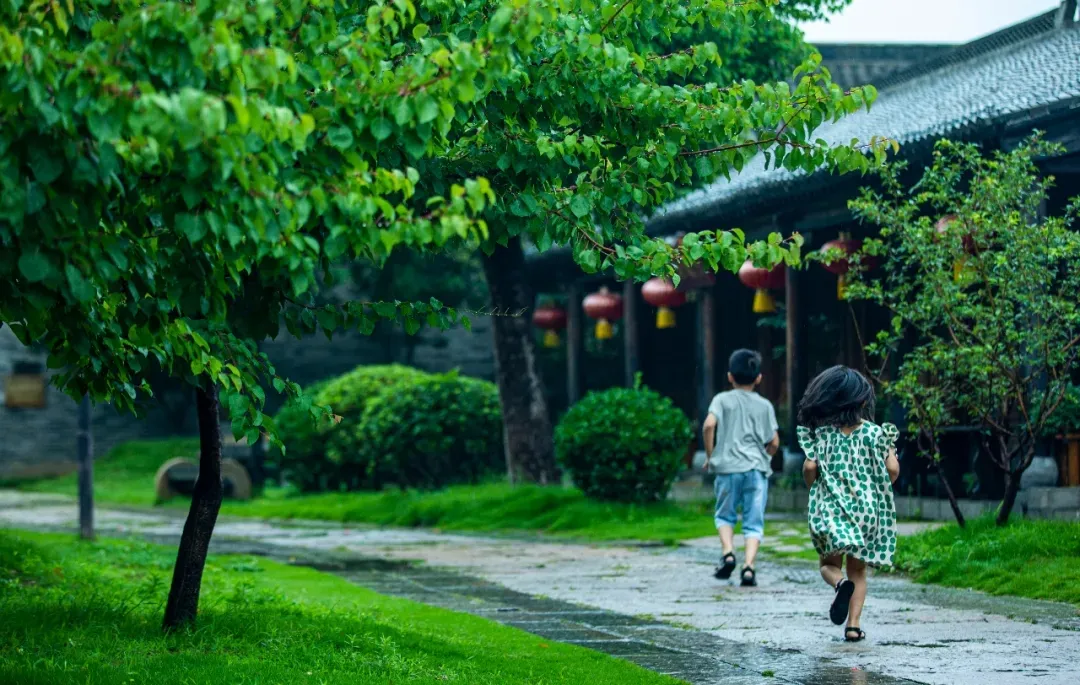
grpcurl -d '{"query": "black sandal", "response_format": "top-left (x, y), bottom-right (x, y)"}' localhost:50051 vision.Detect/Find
top-left (844, 627), bottom-right (866, 642)
top-left (714, 552), bottom-right (737, 580)
top-left (830, 579), bottom-right (855, 625)
top-left (740, 566), bottom-right (757, 587)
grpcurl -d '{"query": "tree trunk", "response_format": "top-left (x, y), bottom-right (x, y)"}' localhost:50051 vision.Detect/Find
top-left (996, 471), bottom-right (1021, 526)
top-left (163, 386), bottom-right (224, 631)
top-left (481, 237), bottom-right (558, 484)
top-left (933, 461), bottom-right (966, 528)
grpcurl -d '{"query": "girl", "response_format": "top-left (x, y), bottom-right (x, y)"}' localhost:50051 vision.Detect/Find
top-left (797, 366), bottom-right (900, 643)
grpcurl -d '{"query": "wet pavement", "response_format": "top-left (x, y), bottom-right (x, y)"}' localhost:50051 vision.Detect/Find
top-left (2, 491), bottom-right (1079, 685)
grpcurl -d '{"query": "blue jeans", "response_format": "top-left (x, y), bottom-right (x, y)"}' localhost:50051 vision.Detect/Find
top-left (713, 470), bottom-right (768, 540)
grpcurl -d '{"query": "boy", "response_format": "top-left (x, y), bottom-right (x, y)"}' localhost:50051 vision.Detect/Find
top-left (702, 349), bottom-right (780, 586)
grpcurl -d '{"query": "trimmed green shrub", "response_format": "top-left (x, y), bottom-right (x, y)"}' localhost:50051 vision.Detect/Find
top-left (555, 380), bottom-right (693, 502)
top-left (354, 371), bottom-right (504, 489)
top-left (272, 365), bottom-right (424, 491)
top-left (272, 365), bottom-right (503, 492)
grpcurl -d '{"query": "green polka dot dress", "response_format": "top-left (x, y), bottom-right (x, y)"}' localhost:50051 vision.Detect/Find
top-left (798, 422), bottom-right (898, 568)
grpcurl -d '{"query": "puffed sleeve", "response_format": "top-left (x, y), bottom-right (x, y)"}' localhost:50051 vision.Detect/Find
top-left (797, 426), bottom-right (817, 461)
top-left (878, 422), bottom-right (900, 456)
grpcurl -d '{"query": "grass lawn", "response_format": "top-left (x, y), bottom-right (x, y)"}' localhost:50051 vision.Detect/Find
top-left (221, 484), bottom-right (717, 542)
top-left (0, 530), bottom-right (681, 685)
top-left (892, 515), bottom-right (1080, 607)
top-left (13, 438), bottom-right (718, 542)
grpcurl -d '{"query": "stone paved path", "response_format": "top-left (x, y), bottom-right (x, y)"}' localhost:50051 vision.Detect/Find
top-left (3, 491), bottom-right (1079, 685)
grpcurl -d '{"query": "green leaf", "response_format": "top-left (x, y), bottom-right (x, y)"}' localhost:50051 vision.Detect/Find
top-left (371, 119), bottom-right (394, 142)
top-left (570, 195), bottom-right (591, 218)
top-left (18, 251), bottom-right (53, 283)
top-left (28, 147), bottom-right (63, 184)
top-left (417, 96), bottom-right (440, 125)
top-left (64, 264), bottom-right (94, 302)
top-left (177, 213), bottom-right (207, 243)
top-left (327, 126), bottom-right (354, 150)
top-left (412, 24), bottom-right (429, 40)
top-left (694, 156), bottom-right (713, 178)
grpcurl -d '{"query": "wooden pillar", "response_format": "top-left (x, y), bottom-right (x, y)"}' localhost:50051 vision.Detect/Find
top-left (698, 287), bottom-right (717, 419)
top-left (567, 282), bottom-right (585, 405)
top-left (623, 280), bottom-right (639, 387)
top-left (785, 266), bottom-right (808, 451)
top-left (758, 323), bottom-right (775, 400)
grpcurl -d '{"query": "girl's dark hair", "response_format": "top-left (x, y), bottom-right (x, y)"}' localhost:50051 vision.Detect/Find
top-left (797, 365), bottom-right (875, 434)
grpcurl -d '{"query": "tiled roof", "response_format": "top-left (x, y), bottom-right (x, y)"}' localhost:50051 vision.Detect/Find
top-left (651, 10), bottom-right (1080, 229)
top-left (814, 44), bottom-right (952, 89)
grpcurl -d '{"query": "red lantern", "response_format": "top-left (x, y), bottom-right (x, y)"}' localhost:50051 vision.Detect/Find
top-left (819, 237), bottom-right (871, 300)
top-left (935, 215), bottom-right (977, 254)
top-left (533, 304), bottom-right (567, 348)
top-left (935, 215), bottom-right (980, 283)
top-left (737, 260), bottom-right (785, 314)
top-left (583, 286), bottom-right (623, 340)
top-left (641, 278), bottom-right (687, 329)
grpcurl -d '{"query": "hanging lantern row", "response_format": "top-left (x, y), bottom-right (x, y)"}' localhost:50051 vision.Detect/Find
top-left (641, 278), bottom-right (687, 329)
top-left (583, 286), bottom-right (623, 340)
top-left (532, 303), bottom-right (567, 348)
top-left (737, 260), bottom-right (785, 314)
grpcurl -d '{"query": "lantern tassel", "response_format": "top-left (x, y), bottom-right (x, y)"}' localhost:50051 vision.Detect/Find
top-left (752, 289), bottom-right (776, 314)
top-left (656, 306), bottom-right (676, 329)
top-left (542, 330), bottom-right (560, 348)
top-left (595, 318), bottom-right (613, 340)
top-left (837, 273), bottom-right (847, 301)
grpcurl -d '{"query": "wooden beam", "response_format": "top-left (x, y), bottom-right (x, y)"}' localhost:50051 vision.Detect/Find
top-left (785, 266), bottom-right (807, 451)
top-left (567, 282), bottom-right (585, 404)
top-left (698, 287), bottom-right (717, 419)
top-left (623, 280), bottom-right (640, 387)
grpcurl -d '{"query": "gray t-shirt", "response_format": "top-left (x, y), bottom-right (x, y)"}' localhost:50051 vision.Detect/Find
top-left (707, 389), bottom-right (778, 476)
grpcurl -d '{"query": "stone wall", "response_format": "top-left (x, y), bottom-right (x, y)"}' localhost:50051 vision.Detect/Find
top-left (259, 313), bottom-right (495, 413)
top-left (0, 326), bottom-right (179, 479)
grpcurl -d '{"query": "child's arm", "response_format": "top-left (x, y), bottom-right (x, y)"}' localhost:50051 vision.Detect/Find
top-left (702, 414), bottom-right (718, 471)
top-left (802, 458), bottom-right (818, 487)
top-left (764, 431), bottom-right (780, 456)
top-left (886, 447), bottom-right (900, 484)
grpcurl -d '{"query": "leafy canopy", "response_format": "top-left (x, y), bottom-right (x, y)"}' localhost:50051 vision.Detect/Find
top-left (1, 0), bottom-right (888, 447)
top-left (425, 0), bottom-right (891, 281)
top-left (1, 0), bottom-right (547, 445)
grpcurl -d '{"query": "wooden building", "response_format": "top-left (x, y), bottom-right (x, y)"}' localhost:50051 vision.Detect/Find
top-left (527, 5), bottom-right (1080, 495)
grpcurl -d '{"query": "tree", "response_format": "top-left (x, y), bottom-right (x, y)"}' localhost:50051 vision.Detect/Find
top-left (1, 0), bottom-right (883, 628)
top-left (653, 0), bottom-right (850, 86)
top-left (848, 136), bottom-right (1080, 526)
top-left (1, 0), bottom-right (549, 629)
top-left (424, 0), bottom-right (887, 483)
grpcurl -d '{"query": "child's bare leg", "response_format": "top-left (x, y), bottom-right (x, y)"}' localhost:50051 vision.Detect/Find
top-left (846, 556), bottom-right (868, 628)
top-left (819, 553), bottom-right (844, 588)
top-left (744, 537), bottom-right (760, 568)
top-left (718, 525), bottom-right (736, 555)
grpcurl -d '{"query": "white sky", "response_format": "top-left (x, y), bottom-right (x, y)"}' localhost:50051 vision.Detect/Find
top-left (800, 0), bottom-right (1061, 44)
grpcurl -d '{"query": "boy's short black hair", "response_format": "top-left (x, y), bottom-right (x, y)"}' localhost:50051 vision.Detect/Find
top-left (728, 349), bottom-right (762, 386)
